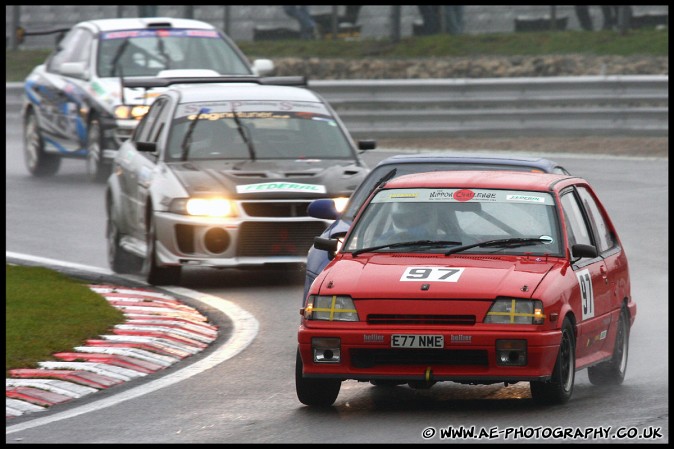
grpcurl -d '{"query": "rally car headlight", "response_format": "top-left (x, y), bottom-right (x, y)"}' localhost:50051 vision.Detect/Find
top-left (484, 299), bottom-right (545, 325)
top-left (305, 295), bottom-right (359, 322)
top-left (169, 198), bottom-right (237, 217)
top-left (333, 197), bottom-right (349, 213)
top-left (114, 104), bottom-right (150, 120)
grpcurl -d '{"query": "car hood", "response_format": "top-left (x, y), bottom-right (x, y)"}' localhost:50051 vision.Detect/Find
top-left (167, 159), bottom-right (368, 199)
top-left (315, 253), bottom-right (558, 299)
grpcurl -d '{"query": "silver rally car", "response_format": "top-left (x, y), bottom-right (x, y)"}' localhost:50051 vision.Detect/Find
top-left (105, 76), bottom-right (375, 285)
top-left (22, 17), bottom-right (273, 182)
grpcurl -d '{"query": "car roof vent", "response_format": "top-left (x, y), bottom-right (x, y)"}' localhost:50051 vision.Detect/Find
top-left (146, 22), bottom-right (173, 29)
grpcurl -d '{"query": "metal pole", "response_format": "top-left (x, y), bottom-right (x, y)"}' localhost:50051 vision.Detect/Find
top-left (10, 5), bottom-right (20, 50)
top-left (117, 5), bottom-right (123, 18)
top-left (223, 5), bottom-right (231, 36)
top-left (439, 5), bottom-right (447, 33)
top-left (617, 6), bottom-right (629, 35)
top-left (331, 5), bottom-right (339, 41)
top-left (390, 5), bottom-right (401, 43)
top-left (184, 6), bottom-right (194, 19)
top-left (550, 6), bottom-right (557, 31)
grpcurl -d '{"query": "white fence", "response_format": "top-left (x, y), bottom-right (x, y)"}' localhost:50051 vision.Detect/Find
top-left (311, 75), bottom-right (668, 138)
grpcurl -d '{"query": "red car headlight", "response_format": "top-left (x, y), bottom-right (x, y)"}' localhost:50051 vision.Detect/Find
top-left (485, 299), bottom-right (545, 325)
top-left (305, 295), bottom-right (359, 322)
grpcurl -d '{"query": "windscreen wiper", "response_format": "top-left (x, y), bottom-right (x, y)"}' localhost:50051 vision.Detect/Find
top-left (110, 38), bottom-right (129, 77)
top-left (156, 37), bottom-right (170, 69)
top-left (352, 240), bottom-right (462, 257)
top-left (181, 108), bottom-right (206, 161)
top-left (444, 237), bottom-right (550, 256)
top-left (231, 105), bottom-right (256, 161)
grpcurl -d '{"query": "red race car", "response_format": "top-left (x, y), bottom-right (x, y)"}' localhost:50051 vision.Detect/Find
top-left (296, 170), bottom-right (635, 406)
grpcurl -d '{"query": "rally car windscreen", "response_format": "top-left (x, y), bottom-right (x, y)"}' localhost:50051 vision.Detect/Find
top-left (97, 29), bottom-right (251, 77)
top-left (343, 188), bottom-right (563, 256)
top-left (165, 100), bottom-right (356, 161)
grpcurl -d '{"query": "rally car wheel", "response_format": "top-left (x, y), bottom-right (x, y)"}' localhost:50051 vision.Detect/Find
top-left (144, 215), bottom-right (181, 286)
top-left (86, 119), bottom-right (112, 183)
top-left (106, 205), bottom-right (142, 274)
top-left (530, 317), bottom-right (575, 405)
top-left (24, 110), bottom-right (61, 177)
top-left (370, 380), bottom-right (405, 387)
top-left (295, 348), bottom-right (341, 407)
top-left (588, 306), bottom-right (629, 386)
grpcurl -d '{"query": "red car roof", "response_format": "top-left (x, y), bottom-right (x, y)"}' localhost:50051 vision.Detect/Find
top-left (384, 170), bottom-right (579, 191)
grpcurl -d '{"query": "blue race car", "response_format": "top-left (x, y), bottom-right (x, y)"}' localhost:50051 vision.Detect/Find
top-left (22, 17), bottom-right (274, 182)
top-left (303, 153), bottom-right (570, 305)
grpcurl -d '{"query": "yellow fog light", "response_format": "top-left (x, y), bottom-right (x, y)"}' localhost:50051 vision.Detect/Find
top-left (496, 339), bottom-right (527, 366)
top-left (312, 337), bottom-right (341, 363)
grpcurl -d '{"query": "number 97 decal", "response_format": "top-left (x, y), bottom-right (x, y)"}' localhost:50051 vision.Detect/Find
top-left (576, 268), bottom-right (595, 320)
top-left (400, 267), bottom-right (465, 282)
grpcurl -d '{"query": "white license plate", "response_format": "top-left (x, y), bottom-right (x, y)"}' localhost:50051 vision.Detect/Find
top-left (391, 334), bottom-right (444, 348)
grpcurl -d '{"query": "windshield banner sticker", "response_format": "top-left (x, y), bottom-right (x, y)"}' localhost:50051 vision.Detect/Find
top-left (102, 29), bottom-right (219, 40)
top-left (236, 182), bottom-right (326, 194)
top-left (375, 189), bottom-right (554, 205)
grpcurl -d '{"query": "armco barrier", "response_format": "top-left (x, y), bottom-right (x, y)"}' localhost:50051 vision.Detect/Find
top-left (6, 76), bottom-right (668, 138)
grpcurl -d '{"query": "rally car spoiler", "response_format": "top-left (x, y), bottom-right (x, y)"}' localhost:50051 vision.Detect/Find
top-left (14, 26), bottom-right (70, 46)
top-left (122, 75), bottom-right (308, 89)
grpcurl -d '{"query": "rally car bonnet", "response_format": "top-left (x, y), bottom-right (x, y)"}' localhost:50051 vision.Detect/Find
top-left (168, 159), bottom-right (368, 199)
top-left (314, 254), bottom-right (558, 300)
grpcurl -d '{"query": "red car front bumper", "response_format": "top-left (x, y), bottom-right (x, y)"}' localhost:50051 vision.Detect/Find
top-left (298, 325), bottom-right (561, 384)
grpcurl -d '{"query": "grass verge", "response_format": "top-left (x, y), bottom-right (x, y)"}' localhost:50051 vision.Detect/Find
top-left (5, 264), bottom-right (125, 377)
top-left (6, 28), bottom-right (667, 82)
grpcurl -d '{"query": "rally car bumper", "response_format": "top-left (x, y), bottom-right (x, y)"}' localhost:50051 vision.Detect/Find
top-left (153, 208), bottom-right (329, 268)
top-left (298, 326), bottom-right (562, 384)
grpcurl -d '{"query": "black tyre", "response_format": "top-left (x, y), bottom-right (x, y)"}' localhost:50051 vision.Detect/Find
top-left (86, 119), bottom-right (112, 183)
top-left (106, 203), bottom-right (142, 274)
top-left (588, 306), bottom-right (629, 386)
top-left (295, 348), bottom-right (341, 407)
top-left (370, 380), bottom-right (405, 387)
top-left (24, 110), bottom-right (61, 177)
top-left (144, 215), bottom-right (181, 286)
top-left (530, 317), bottom-right (576, 405)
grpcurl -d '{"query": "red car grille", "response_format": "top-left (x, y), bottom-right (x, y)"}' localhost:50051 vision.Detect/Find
top-left (237, 221), bottom-right (327, 257)
top-left (367, 314), bottom-right (476, 325)
top-left (350, 348), bottom-right (488, 368)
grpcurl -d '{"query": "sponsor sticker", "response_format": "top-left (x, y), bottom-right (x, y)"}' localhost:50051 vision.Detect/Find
top-left (450, 335), bottom-right (472, 344)
top-left (454, 189), bottom-right (475, 202)
top-left (389, 193), bottom-right (418, 199)
top-left (506, 194), bottom-right (545, 203)
top-left (236, 182), bottom-right (326, 194)
top-left (363, 334), bottom-right (384, 343)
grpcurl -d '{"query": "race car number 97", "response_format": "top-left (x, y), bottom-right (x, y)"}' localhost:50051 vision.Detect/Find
top-left (400, 267), bottom-right (465, 282)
